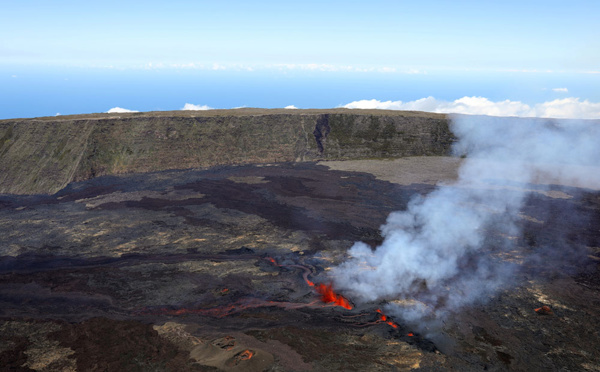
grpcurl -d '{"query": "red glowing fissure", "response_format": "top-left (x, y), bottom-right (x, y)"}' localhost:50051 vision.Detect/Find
top-left (266, 257), bottom-right (402, 330)
top-left (266, 257), bottom-right (403, 329)
top-left (376, 308), bottom-right (399, 328)
top-left (144, 255), bottom-right (406, 332)
top-left (315, 283), bottom-right (353, 310)
top-left (267, 257), bottom-right (353, 310)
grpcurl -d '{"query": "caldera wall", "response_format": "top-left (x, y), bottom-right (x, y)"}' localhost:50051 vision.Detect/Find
top-left (0, 109), bottom-right (453, 194)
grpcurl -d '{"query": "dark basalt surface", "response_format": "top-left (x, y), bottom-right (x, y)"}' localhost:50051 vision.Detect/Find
top-left (0, 162), bottom-right (599, 371)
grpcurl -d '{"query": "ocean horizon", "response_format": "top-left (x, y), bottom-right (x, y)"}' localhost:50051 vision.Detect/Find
top-left (2, 66), bottom-right (599, 120)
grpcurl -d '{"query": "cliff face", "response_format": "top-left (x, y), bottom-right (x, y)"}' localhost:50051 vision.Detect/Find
top-left (0, 109), bottom-right (453, 194)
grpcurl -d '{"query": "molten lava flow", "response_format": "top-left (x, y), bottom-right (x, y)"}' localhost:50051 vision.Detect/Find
top-left (407, 333), bottom-right (414, 337)
top-left (315, 283), bottom-right (353, 310)
top-left (266, 256), bottom-right (352, 309)
top-left (146, 255), bottom-right (408, 331)
top-left (265, 256), bottom-right (398, 328)
top-left (375, 308), bottom-right (399, 329)
top-left (237, 349), bottom-right (254, 360)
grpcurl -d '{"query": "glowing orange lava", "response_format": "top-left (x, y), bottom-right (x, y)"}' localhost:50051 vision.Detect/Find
top-left (238, 349), bottom-right (254, 360)
top-left (375, 308), bottom-right (399, 329)
top-left (266, 257), bottom-right (351, 309)
top-left (315, 283), bottom-right (353, 310)
top-left (144, 256), bottom-right (410, 332)
top-left (407, 332), bottom-right (414, 337)
top-left (386, 321), bottom-right (398, 329)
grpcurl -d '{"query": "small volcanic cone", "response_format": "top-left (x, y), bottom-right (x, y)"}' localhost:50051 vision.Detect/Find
top-left (191, 336), bottom-right (274, 372)
top-left (315, 283), bottom-right (353, 310)
top-left (235, 349), bottom-right (255, 362)
top-left (213, 336), bottom-right (236, 351)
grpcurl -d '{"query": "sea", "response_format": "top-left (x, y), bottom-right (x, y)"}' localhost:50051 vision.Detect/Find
top-left (1, 65), bottom-right (598, 119)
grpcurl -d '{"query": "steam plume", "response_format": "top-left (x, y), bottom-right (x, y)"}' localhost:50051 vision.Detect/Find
top-left (332, 115), bottom-right (600, 328)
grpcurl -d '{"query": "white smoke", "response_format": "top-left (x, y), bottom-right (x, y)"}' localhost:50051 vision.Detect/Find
top-left (332, 115), bottom-right (600, 329)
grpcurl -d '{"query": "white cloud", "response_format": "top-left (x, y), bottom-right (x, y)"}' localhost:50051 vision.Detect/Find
top-left (107, 107), bottom-right (139, 113)
top-left (55, 113), bottom-right (61, 116)
top-left (552, 87), bottom-right (568, 93)
top-left (182, 103), bottom-right (212, 111)
top-left (342, 96), bottom-right (600, 119)
top-left (284, 105), bottom-right (298, 109)
top-left (534, 98), bottom-right (600, 119)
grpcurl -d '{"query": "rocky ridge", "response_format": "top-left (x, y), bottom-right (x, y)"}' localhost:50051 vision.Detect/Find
top-left (0, 109), bottom-right (452, 194)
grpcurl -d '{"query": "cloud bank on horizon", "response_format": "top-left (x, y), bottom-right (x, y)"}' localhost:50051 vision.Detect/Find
top-left (107, 107), bottom-right (139, 113)
top-left (182, 103), bottom-right (212, 111)
top-left (342, 96), bottom-right (600, 119)
top-left (104, 96), bottom-right (600, 119)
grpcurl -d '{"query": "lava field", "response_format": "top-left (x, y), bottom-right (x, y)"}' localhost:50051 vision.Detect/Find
top-left (1, 160), bottom-right (599, 371)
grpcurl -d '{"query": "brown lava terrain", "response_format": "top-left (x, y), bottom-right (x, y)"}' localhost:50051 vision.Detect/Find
top-left (0, 111), bottom-right (599, 371)
top-left (0, 159), bottom-right (598, 371)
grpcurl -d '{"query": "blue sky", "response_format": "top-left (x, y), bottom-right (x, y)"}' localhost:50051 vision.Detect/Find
top-left (1, 0), bottom-right (599, 118)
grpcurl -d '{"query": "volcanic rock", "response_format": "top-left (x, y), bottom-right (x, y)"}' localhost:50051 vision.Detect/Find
top-left (0, 110), bottom-right (599, 371)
